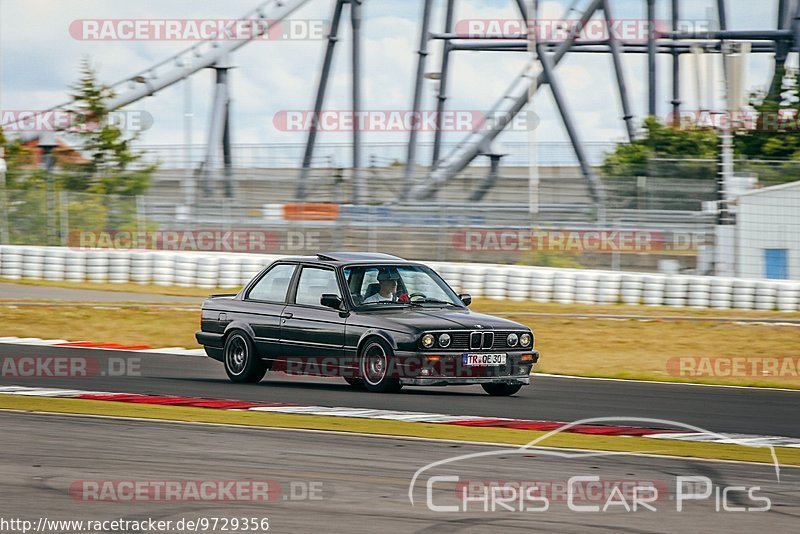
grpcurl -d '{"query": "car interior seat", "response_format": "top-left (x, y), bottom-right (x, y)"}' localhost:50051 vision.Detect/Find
top-left (364, 282), bottom-right (381, 299)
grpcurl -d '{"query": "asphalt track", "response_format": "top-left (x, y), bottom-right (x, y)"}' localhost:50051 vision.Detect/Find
top-left (0, 411), bottom-right (797, 533)
top-left (1, 343), bottom-right (798, 438)
top-left (0, 282), bottom-right (200, 303)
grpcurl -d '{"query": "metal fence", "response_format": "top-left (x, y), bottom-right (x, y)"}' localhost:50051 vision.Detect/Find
top-left (137, 141), bottom-right (617, 169)
top-left (1, 153), bottom-right (798, 279)
top-left (1, 184), bottom-right (715, 274)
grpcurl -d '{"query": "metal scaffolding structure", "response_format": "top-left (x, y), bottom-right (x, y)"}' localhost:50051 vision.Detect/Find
top-left (1, 0), bottom-right (314, 203)
top-left (3, 0), bottom-right (800, 213)
top-left (402, 0), bottom-right (800, 209)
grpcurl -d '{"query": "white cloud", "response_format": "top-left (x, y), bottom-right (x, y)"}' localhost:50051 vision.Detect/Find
top-left (0, 0), bottom-right (786, 161)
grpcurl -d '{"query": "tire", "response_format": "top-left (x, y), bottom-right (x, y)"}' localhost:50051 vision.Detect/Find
top-left (224, 331), bottom-right (267, 383)
top-left (359, 338), bottom-right (402, 393)
top-left (481, 383), bottom-right (523, 397)
top-left (344, 377), bottom-right (365, 388)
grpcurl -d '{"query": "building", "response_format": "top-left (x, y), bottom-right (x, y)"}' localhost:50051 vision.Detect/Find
top-left (736, 181), bottom-right (800, 280)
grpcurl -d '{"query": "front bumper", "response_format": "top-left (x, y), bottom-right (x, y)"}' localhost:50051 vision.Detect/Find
top-left (400, 374), bottom-right (531, 386)
top-left (393, 349), bottom-right (539, 386)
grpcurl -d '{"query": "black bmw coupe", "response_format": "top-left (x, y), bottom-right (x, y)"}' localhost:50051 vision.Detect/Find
top-left (196, 252), bottom-right (538, 395)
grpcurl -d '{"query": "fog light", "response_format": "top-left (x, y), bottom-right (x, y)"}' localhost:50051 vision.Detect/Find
top-left (422, 334), bottom-right (435, 348)
top-left (421, 368), bottom-right (431, 376)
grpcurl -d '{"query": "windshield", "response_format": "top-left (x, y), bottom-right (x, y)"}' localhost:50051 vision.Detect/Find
top-left (343, 264), bottom-right (463, 308)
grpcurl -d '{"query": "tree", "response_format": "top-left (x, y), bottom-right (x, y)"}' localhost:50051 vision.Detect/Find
top-left (735, 64), bottom-right (800, 159)
top-left (66, 58), bottom-right (156, 196)
top-left (602, 67), bottom-right (800, 192)
top-left (602, 116), bottom-right (718, 180)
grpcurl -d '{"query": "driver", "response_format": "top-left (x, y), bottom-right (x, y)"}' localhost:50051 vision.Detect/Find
top-left (363, 269), bottom-right (400, 303)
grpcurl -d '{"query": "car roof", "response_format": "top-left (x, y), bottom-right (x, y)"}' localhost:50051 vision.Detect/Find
top-left (277, 252), bottom-right (411, 265)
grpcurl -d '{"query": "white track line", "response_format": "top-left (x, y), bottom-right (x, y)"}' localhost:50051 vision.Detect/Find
top-left (3, 408), bottom-right (798, 469)
top-left (1, 385), bottom-right (800, 448)
top-left (535, 373), bottom-right (800, 392)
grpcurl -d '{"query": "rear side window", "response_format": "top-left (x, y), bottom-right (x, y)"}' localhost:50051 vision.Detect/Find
top-left (295, 267), bottom-right (340, 307)
top-left (248, 264), bottom-right (296, 302)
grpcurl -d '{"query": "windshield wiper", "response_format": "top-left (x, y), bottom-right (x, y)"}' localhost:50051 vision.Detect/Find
top-left (360, 301), bottom-right (411, 307)
top-left (409, 298), bottom-right (459, 307)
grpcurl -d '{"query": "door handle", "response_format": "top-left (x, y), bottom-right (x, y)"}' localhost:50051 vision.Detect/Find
top-left (281, 312), bottom-right (293, 320)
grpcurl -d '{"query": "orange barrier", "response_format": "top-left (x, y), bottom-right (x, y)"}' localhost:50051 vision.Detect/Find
top-left (282, 203), bottom-right (340, 221)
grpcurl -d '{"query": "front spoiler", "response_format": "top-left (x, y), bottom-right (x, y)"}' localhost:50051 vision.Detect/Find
top-left (400, 374), bottom-right (532, 387)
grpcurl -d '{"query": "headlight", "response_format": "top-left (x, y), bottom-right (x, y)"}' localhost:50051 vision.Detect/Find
top-left (506, 333), bottom-right (519, 347)
top-left (421, 334), bottom-right (435, 348)
top-left (520, 333), bottom-right (532, 347)
top-left (438, 333), bottom-right (451, 348)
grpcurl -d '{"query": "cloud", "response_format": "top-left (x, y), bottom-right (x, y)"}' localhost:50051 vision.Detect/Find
top-left (0, 0), bottom-right (784, 159)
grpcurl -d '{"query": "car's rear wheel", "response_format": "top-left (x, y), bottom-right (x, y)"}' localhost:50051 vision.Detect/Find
top-left (224, 331), bottom-right (267, 383)
top-left (359, 338), bottom-right (402, 393)
top-left (481, 383), bottom-right (523, 396)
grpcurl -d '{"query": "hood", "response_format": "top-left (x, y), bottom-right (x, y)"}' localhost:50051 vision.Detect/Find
top-left (353, 307), bottom-right (528, 332)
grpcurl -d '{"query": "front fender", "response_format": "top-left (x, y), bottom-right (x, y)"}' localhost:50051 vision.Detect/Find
top-left (357, 329), bottom-right (407, 352)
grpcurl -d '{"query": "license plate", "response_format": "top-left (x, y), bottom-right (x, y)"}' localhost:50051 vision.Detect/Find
top-left (462, 353), bottom-right (507, 366)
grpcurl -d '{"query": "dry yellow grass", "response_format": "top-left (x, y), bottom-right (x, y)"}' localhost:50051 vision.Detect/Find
top-left (0, 305), bottom-right (200, 348)
top-left (470, 301), bottom-right (800, 388)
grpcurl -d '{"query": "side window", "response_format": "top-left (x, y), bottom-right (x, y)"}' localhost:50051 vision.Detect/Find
top-left (248, 264), bottom-right (296, 302)
top-left (295, 267), bottom-right (341, 307)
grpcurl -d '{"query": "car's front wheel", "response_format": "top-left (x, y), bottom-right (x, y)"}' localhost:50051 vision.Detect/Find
top-left (359, 338), bottom-right (402, 393)
top-left (224, 331), bottom-right (267, 383)
top-left (481, 383), bottom-right (523, 396)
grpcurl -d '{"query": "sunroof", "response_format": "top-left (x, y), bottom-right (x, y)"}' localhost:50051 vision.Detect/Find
top-left (316, 252), bottom-right (405, 262)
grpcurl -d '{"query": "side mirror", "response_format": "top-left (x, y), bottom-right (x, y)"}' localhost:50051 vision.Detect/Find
top-left (320, 293), bottom-right (344, 310)
top-left (459, 293), bottom-right (472, 306)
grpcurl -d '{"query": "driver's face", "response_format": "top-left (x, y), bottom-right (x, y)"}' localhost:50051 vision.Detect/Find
top-left (381, 280), bottom-right (397, 291)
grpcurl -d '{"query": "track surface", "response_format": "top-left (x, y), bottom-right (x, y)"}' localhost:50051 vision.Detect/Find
top-left (0, 411), bottom-right (797, 533)
top-left (1, 343), bottom-right (798, 437)
top-left (0, 282), bottom-right (199, 303)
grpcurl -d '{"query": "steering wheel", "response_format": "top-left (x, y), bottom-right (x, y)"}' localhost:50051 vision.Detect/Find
top-left (408, 292), bottom-right (427, 302)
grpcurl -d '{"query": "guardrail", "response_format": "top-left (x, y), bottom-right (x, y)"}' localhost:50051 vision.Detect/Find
top-left (1, 246), bottom-right (798, 311)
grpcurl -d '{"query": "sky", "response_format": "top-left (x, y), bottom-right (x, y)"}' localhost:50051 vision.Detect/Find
top-left (0, 0), bottom-right (786, 164)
